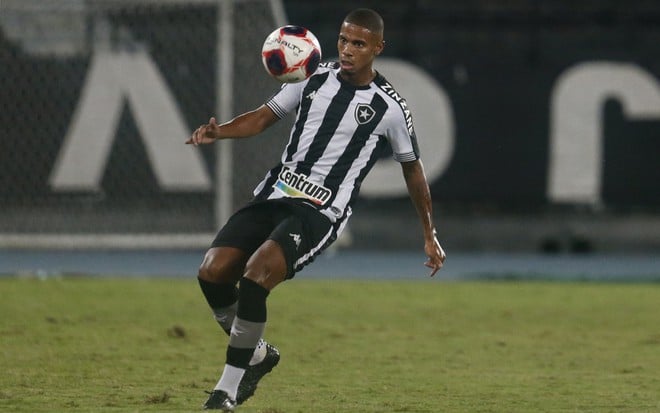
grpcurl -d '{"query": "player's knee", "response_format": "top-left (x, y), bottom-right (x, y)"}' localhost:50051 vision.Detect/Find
top-left (197, 250), bottom-right (221, 281)
top-left (198, 248), bottom-right (245, 283)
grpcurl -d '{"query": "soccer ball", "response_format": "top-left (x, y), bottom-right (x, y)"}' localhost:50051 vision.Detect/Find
top-left (261, 25), bottom-right (322, 83)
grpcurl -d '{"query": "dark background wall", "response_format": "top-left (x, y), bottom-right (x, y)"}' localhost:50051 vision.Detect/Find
top-left (284, 0), bottom-right (660, 210)
top-left (1, 0), bottom-right (658, 253)
top-left (282, 0), bottom-right (660, 252)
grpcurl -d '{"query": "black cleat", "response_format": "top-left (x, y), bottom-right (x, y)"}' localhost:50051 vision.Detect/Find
top-left (236, 343), bottom-right (280, 404)
top-left (203, 390), bottom-right (237, 411)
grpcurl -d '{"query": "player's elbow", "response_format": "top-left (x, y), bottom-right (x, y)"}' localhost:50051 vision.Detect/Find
top-left (401, 159), bottom-right (424, 181)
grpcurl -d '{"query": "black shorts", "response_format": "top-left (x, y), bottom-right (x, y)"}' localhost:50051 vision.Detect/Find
top-left (211, 199), bottom-right (336, 278)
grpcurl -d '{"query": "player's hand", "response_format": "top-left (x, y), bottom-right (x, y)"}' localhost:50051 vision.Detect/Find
top-left (424, 233), bottom-right (446, 277)
top-left (186, 117), bottom-right (221, 145)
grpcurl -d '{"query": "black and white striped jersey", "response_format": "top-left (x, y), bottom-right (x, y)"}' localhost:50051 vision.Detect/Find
top-left (253, 62), bottom-right (420, 225)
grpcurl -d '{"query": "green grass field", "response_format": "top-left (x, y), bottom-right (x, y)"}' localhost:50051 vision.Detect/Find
top-left (1, 276), bottom-right (659, 412)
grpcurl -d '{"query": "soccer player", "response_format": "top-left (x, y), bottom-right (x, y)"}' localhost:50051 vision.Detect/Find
top-left (186, 8), bottom-right (446, 411)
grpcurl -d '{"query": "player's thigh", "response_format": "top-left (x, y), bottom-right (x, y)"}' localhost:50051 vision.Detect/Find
top-left (267, 210), bottom-right (333, 279)
top-left (210, 203), bottom-right (278, 254)
top-left (202, 204), bottom-right (275, 283)
top-left (243, 240), bottom-right (289, 290)
top-left (243, 214), bottom-right (307, 290)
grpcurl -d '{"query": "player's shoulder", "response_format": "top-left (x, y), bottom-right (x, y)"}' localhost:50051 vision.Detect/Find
top-left (318, 61), bottom-right (339, 70)
top-left (372, 72), bottom-right (410, 118)
top-left (285, 61), bottom-right (336, 89)
top-left (372, 73), bottom-right (416, 137)
top-left (310, 61), bottom-right (339, 79)
top-left (372, 72), bottom-right (407, 103)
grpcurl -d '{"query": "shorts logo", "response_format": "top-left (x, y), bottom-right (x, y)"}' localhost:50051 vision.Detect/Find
top-left (289, 233), bottom-right (302, 249)
top-left (274, 166), bottom-right (332, 205)
top-left (355, 103), bottom-right (375, 125)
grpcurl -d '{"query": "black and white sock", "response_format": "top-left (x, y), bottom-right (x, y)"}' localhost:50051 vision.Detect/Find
top-left (214, 278), bottom-right (270, 400)
top-left (198, 277), bottom-right (238, 334)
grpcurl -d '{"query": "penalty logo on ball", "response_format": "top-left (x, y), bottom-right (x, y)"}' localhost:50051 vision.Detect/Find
top-left (261, 25), bottom-right (322, 83)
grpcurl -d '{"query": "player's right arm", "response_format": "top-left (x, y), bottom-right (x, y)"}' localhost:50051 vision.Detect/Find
top-left (186, 105), bottom-right (279, 145)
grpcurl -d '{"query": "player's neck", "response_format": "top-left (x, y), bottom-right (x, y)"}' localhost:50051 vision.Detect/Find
top-left (339, 68), bottom-right (376, 87)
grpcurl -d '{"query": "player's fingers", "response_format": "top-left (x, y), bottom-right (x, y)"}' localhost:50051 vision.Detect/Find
top-left (192, 126), bottom-right (204, 145)
top-left (203, 125), bottom-right (215, 138)
top-left (425, 258), bottom-right (442, 277)
top-left (425, 264), bottom-right (437, 277)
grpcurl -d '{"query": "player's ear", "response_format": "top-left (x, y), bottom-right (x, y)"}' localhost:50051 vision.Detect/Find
top-left (374, 39), bottom-right (385, 56)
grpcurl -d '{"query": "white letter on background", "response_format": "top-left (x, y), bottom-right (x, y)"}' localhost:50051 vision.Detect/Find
top-left (548, 62), bottom-right (660, 204)
top-left (50, 50), bottom-right (211, 191)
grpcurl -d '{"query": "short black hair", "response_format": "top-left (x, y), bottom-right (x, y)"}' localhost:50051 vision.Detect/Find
top-left (343, 8), bottom-right (384, 35)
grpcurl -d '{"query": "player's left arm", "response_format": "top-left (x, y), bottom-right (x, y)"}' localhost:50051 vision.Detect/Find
top-left (401, 159), bottom-right (446, 276)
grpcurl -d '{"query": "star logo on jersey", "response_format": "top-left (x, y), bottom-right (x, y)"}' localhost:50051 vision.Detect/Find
top-left (306, 90), bottom-right (317, 100)
top-left (354, 103), bottom-right (375, 125)
top-left (289, 233), bottom-right (302, 249)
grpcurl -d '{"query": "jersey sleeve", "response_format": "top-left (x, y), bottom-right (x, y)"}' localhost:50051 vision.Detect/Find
top-left (386, 104), bottom-right (420, 163)
top-left (265, 81), bottom-right (306, 119)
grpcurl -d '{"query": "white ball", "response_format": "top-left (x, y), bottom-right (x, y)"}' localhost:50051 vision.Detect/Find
top-left (261, 25), bottom-right (322, 83)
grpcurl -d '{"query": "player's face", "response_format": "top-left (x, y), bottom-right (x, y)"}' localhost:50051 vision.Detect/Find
top-left (337, 22), bottom-right (384, 85)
